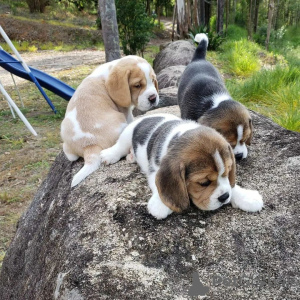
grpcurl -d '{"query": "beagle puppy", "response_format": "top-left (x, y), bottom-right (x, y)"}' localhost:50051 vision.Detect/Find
top-left (178, 33), bottom-right (253, 161)
top-left (61, 56), bottom-right (159, 187)
top-left (100, 114), bottom-right (263, 219)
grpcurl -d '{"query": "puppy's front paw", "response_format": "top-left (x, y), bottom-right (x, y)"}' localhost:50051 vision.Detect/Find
top-left (231, 185), bottom-right (263, 212)
top-left (100, 148), bottom-right (121, 165)
top-left (147, 193), bottom-right (173, 220)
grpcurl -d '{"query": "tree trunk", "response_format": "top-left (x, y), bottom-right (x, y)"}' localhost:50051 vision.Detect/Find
top-left (177, 0), bottom-right (188, 38)
top-left (187, 0), bottom-right (192, 30)
top-left (217, 0), bottom-right (225, 35)
top-left (146, 0), bottom-right (151, 15)
top-left (205, 0), bottom-right (211, 29)
top-left (172, 2), bottom-right (177, 40)
top-left (157, 4), bottom-right (161, 26)
top-left (231, 0), bottom-right (237, 23)
top-left (266, 0), bottom-right (275, 51)
top-left (247, 0), bottom-right (253, 40)
top-left (198, 0), bottom-right (205, 26)
top-left (193, 0), bottom-right (199, 26)
top-left (99, 0), bottom-right (121, 62)
top-left (226, 0), bottom-right (229, 32)
top-left (26, 0), bottom-right (48, 13)
top-left (253, 0), bottom-right (260, 33)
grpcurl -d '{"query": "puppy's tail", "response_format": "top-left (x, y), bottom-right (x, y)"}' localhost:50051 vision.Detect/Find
top-left (192, 33), bottom-right (209, 61)
top-left (71, 145), bottom-right (102, 187)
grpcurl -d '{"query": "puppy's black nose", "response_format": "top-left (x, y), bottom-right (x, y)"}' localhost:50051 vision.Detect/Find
top-left (148, 94), bottom-right (157, 103)
top-left (218, 192), bottom-right (230, 203)
top-left (235, 153), bottom-right (243, 161)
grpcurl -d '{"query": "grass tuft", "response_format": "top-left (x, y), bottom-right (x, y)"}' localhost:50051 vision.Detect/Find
top-left (226, 24), bottom-right (248, 41)
top-left (227, 65), bottom-right (300, 131)
top-left (219, 39), bottom-right (261, 77)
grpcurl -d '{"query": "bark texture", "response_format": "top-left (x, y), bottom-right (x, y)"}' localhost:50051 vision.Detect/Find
top-left (99, 0), bottom-right (121, 62)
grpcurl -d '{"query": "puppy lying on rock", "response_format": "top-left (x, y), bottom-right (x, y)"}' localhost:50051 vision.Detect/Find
top-left (100, 113), bottom-right (263, 219)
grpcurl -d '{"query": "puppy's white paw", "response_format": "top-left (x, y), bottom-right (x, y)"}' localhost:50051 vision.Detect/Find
top-left (100, 148), bottom-right (121, 165)
top-left (147, 193), bottom-right (173, 220)
top-left (231, 185), bottom-right (263, 212)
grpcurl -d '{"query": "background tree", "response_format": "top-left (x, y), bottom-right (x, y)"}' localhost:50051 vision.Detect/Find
top-left (217, 0), bottom-right (225, 34)
top-left (116, 0), bottom-right (154, 55)
top-left (177, 0), bottom-right (188, 38)
top-left (26, 0), bottom-right (49, 13)
top-left (266, 0), bottom-right (275, 50)
top-left (99, 0), bottom-right (121, 62)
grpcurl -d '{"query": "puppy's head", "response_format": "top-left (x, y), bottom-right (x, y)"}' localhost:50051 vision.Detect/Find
top-left (198, 100), bottom-right (253, 160)
top-left (155, 126), bottom-right (236, 213)
top-left (105, 56), bottom-right (159, 111)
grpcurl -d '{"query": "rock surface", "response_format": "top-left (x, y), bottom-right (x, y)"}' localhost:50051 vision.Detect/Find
top-left (156, 65), bottom-right (186, 89)
top-left (153, 40), bottom-right (195, 74)
top-left (0, 103), bottom-right (299, 299)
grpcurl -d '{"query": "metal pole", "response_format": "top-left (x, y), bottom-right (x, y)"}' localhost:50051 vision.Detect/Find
top-left (0, 82), bottom-right (37, 136)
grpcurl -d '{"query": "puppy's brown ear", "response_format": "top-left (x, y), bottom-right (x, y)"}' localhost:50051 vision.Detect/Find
top-left (155, 159), bottom-right (190, 213)
top-left (154, 78), bottom-right (159, 93)
top-left (246, 118), bottom-right (253, 145)
top-left (228, 145), bottom-right (236, 188)
top-left (105, 67), bottom-right (131, 107)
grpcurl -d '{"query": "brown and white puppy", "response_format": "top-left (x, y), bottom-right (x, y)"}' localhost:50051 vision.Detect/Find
top-left (100, 114), bottom-right (263, 219)
top-left (178, 34), bottom-right (253, 161)
top-left (61, 56), bottom-right (159, 187)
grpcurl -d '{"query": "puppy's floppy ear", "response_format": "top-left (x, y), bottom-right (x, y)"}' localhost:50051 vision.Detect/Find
top-left (154, 78), bottom-right (159, 93)
top-left (155, 159), bottom-right (190, 213)
top-left (246, 118), bottom-right (253, 146)
top-left (228, 145), bottom-right (236, 188)
top-left (105, 66), bottom-right (131, 107)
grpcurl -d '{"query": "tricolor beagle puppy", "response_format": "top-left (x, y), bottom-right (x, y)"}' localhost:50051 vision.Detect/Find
top-left (100, 114), bottom-right (263, 219)
top-left (178, 33), bottom-right (253, 161)
top-left (61, 56), bottom-right (159, 187)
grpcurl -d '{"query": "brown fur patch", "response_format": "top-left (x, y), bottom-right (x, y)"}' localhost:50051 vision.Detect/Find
top-left (199, 102), bottom-right (253, 148)
top-left (156, 126), bottom-right (235, 212)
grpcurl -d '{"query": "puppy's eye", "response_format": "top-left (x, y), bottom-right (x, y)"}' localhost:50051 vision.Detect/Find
top-left (199, 180), bottom-right (211, 187)
top-left (135, 84), bottom-right (141, 88)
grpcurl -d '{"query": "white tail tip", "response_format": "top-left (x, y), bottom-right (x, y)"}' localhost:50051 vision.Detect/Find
top-left (194, 33), bottom-right (209, 45)
top-left (71, 162), bottom-right (101, 187)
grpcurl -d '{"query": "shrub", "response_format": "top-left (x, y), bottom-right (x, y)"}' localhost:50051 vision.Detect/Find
top-left (26, 0), bottom-right (49, 13)
top-left (116, 0), bottom-right (154, 56)
top-left (188, 24), bottom-right (224, 51)
top-left (219, 39), bottom-right (261, 77)
top-left (226, 24), bottom-right (247, 41)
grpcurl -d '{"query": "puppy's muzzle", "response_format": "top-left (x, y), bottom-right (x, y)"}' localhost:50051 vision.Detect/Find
top-left (148, 94), bottom-right (157, 104)
top-left (218, 192), bottom-right (230, 203)
top-left (235, 153), bottom-right (243, 161)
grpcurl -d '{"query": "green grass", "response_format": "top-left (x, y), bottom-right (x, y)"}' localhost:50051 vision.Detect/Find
top-left (0, 40), bottom-right (104, 52)
top-left (284, 26), bottom-right (300, 48)
top-left (0, 192), bottom-right (21, 204)
top-left (219, 39), bottom-right (262, 77)
top-left (227, 65), bottom-right (300, 132)
top-left (0, 250), bottom-right (5, 268)
top-left (226, 24), bottom-right (248, 41)
top-left (143, 45), bottom-right (160, 65)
